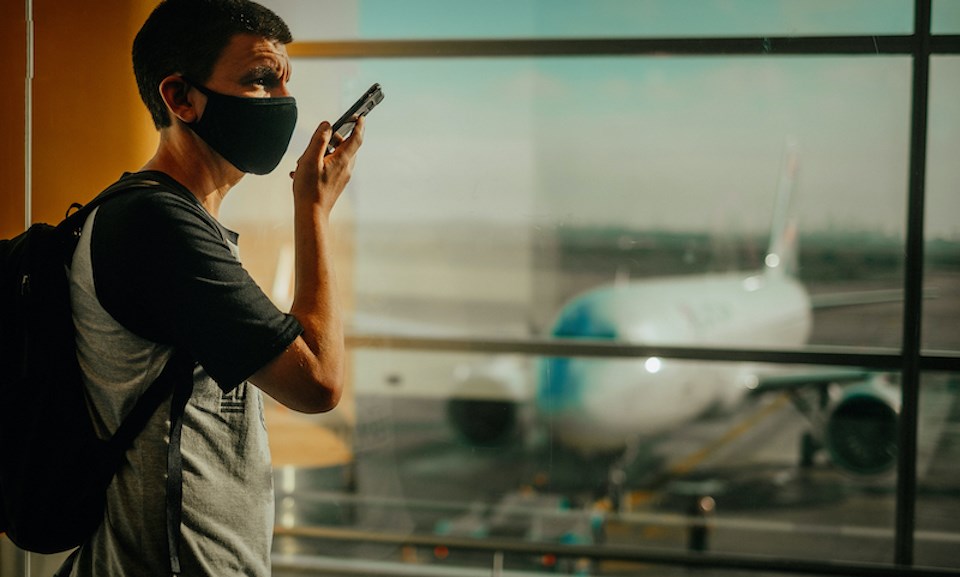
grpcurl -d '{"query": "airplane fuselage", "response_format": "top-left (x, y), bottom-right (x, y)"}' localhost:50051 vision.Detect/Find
top-left (538, 270), bottom-right (811, 454)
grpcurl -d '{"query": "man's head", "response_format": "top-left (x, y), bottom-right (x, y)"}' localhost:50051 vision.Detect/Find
top-left (133, 0), bottom-right (293, 130)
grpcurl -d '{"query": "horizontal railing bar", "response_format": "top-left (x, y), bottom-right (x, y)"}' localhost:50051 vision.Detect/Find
top-left (289, 34), bottom-right (960, 59)
top-left (277, 489), bottom-right (960, 545)
top-left (272, 553), bottom-right (542, 576)
top-left (274, 525), bottom-right (960, 577)
top-left (346, 333), bottom-right (960, 372)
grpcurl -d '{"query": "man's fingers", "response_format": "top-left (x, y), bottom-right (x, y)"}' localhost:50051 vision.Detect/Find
top-left (336, 116), bottom-right (365, 156)
top-left (301, 121), bottom-right (333, 163)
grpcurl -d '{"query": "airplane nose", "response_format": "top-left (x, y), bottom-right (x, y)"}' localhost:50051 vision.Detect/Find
top-left (538, 357), bottom-right (659, 453)
top-left (541, 351), bottom-right (715, 451)
top-left (537, 356), bottom-right (580, 414)
top-left (539, 294), bottom-right (619, 414)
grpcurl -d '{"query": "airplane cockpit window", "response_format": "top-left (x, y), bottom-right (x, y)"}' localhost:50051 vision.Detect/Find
top-left (549, 295), bottom-right (618, 340)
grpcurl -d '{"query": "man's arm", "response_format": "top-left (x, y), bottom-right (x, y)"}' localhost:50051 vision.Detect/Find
top-left (249, 118), bottom-right (364, 413)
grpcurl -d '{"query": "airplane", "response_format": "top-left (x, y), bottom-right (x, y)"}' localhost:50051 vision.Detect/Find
top-left (271, 146), bottom-right (902, 485)
top-left (435, 147), bottom-right (901, 483)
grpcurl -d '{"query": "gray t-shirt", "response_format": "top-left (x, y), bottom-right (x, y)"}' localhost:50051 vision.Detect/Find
top-left (67, 172), bottom-right (302, 576)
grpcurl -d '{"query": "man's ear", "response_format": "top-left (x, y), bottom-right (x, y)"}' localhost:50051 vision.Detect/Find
top-left (159, 75), bottom-right (201, 124)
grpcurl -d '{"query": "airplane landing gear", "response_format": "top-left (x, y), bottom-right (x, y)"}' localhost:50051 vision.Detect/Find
top-left (800, 431), bottom-right (822, 469)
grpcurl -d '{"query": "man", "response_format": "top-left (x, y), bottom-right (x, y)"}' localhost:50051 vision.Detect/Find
top-left (64, 0), bottom-right (360, 574)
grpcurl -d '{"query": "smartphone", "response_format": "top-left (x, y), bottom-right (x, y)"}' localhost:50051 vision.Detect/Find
top-left (327, 83), bottom-right (384, 154)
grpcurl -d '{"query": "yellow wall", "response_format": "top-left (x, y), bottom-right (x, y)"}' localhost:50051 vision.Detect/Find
top-left (1, 0), bottom-right (158, 240)
top-left (1, 3), bottom-right (158, 572)
top-left (0, 0), bottom-right (26, 238)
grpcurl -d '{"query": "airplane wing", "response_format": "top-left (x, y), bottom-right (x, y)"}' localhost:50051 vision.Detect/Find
top-left (752, 369), bottom-right (875, 392)
top-left (810, 287), bottom-right (936, 309)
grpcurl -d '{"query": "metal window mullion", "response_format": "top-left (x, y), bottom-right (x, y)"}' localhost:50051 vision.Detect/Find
top-left (16, 4), bottom-right (35, 576)
top-left (895, 0), bottom-right (932, 568)
top-left (288, 34), bottom-right (960, 60)
top-left (346, 334), bottom-right (960, 373)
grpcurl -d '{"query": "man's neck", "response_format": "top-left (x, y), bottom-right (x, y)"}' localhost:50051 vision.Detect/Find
top-left (141, 128), bottom-right (243, 219)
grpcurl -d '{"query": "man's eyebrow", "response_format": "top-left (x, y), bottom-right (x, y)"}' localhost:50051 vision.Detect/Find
top-left (241, 64), bottom-right (285, 83)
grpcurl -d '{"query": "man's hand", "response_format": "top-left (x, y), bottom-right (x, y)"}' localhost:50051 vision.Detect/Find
top-left (291, 117), bottom-right (365, 218)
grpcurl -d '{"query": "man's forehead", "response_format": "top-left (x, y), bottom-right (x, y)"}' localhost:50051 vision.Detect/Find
top-left (216, 33), bottom-right (290, 73)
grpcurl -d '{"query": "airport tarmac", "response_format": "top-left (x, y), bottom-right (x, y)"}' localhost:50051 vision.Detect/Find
top-left (269, 273), bottom-right (960, 575)
top-left (271, 383), bottom-right (960, 574)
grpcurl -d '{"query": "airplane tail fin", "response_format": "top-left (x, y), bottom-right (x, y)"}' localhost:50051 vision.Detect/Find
top-left (764, 142), bottom-right (800, 278)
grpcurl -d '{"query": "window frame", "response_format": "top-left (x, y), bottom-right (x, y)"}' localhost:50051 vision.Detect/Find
top-left (289, 1), bottom-right (960, 574)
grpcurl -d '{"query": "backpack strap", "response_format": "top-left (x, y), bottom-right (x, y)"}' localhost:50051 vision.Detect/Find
top-left (72, 175), bottom-right (194, 573)
top-left (59, 176), bottom-right (165, 232)
top-left (165, 359), bottom-right (195, 575)
top-left (54, 351), bottom-right (193, 577)
top-left (107, 350), bottom-right (193, 453)
top-left (104, 351), bottom-right (194, 575)
top-left (55, 176), bottom-right (166, 266)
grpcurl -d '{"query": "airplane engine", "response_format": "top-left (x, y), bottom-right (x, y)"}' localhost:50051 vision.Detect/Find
top-left (446, 357), bottom-right (530, 447)
top-left (820, 379), bottom-right (899, 476)
top-left (447, 397), bottom-right (519, 446)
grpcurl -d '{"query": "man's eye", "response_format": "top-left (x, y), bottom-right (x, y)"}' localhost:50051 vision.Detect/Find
top-left (253, 76), bottom-right (279, 88)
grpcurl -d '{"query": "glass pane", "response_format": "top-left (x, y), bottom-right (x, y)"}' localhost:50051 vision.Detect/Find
top-left (271, 348), bottom-right (907, 572)
top-left (915, 372), bottom-right (960, 570)
top-left (933, 0), bottom-right (960, 34)
top-left (263, 0), bottom-right (914, 42)
top-left (925, 57), bottom-right (960, 354)
top-left (213, 37), bottom-right (920, 577)
top-left (225, 56), bottom-right (912, 352)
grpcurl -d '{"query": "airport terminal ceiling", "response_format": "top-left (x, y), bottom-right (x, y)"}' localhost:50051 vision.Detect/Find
top-left (4, 1), bottom-right (960, 576)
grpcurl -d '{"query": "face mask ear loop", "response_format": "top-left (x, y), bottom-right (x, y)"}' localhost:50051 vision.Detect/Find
top-left (177, 76), bottom-right (210, 126)
top-left (183, 78), bottom-right (214, 96)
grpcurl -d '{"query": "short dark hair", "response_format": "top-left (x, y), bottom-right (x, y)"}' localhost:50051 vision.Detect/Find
top-left (133, 0), bottom-right (293, 129)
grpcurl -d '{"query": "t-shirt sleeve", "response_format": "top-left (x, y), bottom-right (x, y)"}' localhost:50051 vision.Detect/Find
top-left (90, 189), bottom-right (303, 392)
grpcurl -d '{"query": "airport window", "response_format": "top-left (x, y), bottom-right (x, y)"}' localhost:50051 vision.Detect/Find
top-left (216, 1), bottom-right (960, 575)
top-left (5, 1), bottom-right (959, 576)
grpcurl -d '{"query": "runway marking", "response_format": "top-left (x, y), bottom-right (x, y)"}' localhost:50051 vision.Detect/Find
top-left (615, 394), bottom-right (793, 512)
top-left (665, 393), bottom-right (792, 477)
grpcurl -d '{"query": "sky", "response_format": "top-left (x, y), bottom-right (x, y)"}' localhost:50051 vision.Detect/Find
top-left (227, 0), bottom-right (959, 240)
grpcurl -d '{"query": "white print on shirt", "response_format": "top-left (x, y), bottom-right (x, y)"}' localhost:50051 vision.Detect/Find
top-left (220, 383), bottom-right (247, 414)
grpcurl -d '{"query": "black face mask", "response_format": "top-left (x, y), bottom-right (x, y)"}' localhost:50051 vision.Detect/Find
top-left (184, 79), bottom-right (298, 175)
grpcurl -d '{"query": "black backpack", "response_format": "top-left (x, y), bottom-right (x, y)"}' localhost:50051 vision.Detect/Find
top-left (0, 177), bottom-right (191, 555)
